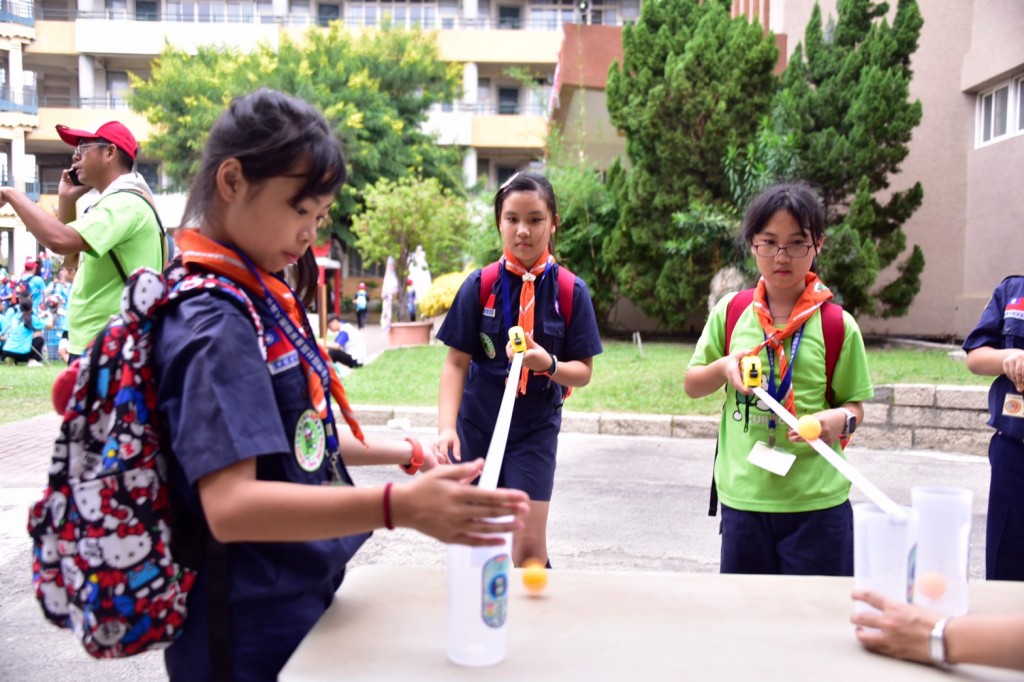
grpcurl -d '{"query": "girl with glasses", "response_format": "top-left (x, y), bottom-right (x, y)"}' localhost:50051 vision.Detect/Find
top-left (684, 182), bottom-right (873, 576)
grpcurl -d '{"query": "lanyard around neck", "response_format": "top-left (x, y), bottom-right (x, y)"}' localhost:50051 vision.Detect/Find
top-left (764, 324), bottom-right (805, 404)
top-left (233, 250), bottom-right (340, 455)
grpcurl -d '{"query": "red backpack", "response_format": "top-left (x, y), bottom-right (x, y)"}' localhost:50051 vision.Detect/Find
top-left (478, 260), bottom-right (576, 326)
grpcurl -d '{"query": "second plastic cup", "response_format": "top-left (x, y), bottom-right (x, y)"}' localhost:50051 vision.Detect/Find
top-left (911, 486), bottom-right (972, 616)
top-left (853, 502), bottom-right (917, 614)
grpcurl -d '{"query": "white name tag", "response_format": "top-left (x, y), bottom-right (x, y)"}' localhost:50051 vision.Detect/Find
top-left (747, 441), bottom-right (797, 477)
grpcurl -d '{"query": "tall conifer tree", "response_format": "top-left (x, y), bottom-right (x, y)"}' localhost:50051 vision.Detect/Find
top-left (605, 0), bottom-right (778, 327)
top-left (777, 0), bottom-right (925, 317)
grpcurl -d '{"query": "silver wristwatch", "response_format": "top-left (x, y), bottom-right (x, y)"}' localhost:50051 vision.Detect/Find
top-left (838, 407), bottom-right (857, 437)
top-left (929, 616), bottom-right (952, 667)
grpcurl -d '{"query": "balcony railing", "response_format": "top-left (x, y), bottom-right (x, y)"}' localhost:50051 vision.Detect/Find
top-left (0, 86), bottom-right (38, 114)
top-left (444, 102), bottom-right (547, 116)
top-left (38, 95), bottom-right (130, 110)
top-left (0, 0), bottom-right (33, 25)
top-left (35, 8), bottom-right (633, 30)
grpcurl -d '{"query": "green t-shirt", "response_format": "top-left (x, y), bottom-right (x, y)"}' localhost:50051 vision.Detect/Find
top-left (67, 192), bottom-right (163, 355)
top-left (687, 292), bottom-right (874, 513)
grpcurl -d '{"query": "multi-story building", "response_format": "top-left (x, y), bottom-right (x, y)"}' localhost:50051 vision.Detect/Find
top-left (1, 0), bottom-right (1020, 339)
top-left (0, 0), bottom-right (642, 282)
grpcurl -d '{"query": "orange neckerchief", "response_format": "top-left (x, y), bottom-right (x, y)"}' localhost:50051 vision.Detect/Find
top-left (176, 229), bottom-right (365, 444)
top-left (502, 247), bottom-right (553, 395)
top-left (751, 273), bottom-right (834, 416)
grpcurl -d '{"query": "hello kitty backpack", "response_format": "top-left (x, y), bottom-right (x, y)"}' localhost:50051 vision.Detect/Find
top-left (27, 262), bottom-right (264, 658)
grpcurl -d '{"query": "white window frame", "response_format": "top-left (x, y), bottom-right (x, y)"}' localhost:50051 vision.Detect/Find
top-left (1017, 75), bottom-right (1024, 135)
top-left (976, 79), bottom-right (1012, 147)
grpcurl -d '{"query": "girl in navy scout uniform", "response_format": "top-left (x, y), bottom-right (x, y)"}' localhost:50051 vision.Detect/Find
top-left (685, 182), bottom-right (873, 576)
top-left (434, 171), bottom-right (603, 568)
top-left (155, 89), bottom-right (528, 681)
top-left (962, 275), bottom-right (1024, 581)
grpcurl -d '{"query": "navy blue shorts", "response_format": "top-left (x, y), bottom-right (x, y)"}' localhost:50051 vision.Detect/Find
top-left (719, 501), bottom-right (853, 576)
top-left (987, 432), bottom-right (1024, 580)
top-left (456, 380), bottom-right (560, 501)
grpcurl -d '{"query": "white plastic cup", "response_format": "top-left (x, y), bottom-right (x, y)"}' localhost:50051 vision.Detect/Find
top-left (911, 486), bottom-right (972, 616)
top-left (853, 502), bottom-right (917, 614)
top-left (446, 517), bottom-right (512, 667)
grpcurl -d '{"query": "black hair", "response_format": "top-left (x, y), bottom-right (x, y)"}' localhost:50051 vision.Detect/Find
top-left (93, 137), bottom-right (135, 173)
top-left (18, 291), bottom-right (32, 329)
top-left (327, 315), bottom-right (340, 325)
top-left (493, 171), bottom-right (559, 254)
top-left (182, 88), bottom-right (347, 306)
top-left (740, 182), bottom-right (825, 245)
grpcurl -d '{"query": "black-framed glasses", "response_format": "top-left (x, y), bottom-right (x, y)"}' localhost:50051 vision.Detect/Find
top-left (73, 142), bottom-right (111, 156)
top-left (752, 242), bottom-right (815, 258)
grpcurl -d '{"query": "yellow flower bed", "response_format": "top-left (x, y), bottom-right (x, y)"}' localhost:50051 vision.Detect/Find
top-left (418, 267), bottom-right (475, 318)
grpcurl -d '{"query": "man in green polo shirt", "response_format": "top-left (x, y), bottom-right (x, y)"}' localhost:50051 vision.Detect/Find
top-left (0, 120), bottom-right (165, 361)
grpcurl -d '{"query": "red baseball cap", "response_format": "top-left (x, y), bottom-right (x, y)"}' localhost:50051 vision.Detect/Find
top-left (56, 121), bottom-right (138, 160)
top-left (24, 257), bottom-right (37, 269)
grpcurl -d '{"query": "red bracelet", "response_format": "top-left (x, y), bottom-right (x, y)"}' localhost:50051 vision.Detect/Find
top-left (382, 482), bottom-right (394, 530)
top-left (401, 437), bottom-right (424, 475)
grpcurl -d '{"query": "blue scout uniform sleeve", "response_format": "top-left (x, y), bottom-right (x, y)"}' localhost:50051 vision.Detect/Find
top-left (562, 276), bottom-right (603, 361)
top-left (962, 276), bottom-right (1024, 438)
top-left (156, 295), bottom-right (292, 488)
top-left (436, 269), bottom-right (485, 355)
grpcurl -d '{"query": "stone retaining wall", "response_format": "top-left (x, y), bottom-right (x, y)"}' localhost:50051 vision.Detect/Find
top-left (352, 384), bottom-right (992, 457)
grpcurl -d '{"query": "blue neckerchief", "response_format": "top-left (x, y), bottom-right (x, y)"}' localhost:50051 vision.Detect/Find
top-left (764, 324), bottom-right (805, 433)
top-left (233, 250), bottom-right (340, 457)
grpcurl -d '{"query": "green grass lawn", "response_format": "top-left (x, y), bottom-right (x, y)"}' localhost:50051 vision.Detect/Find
top-left (343, 340), bottom-right (989, 417)
top-left (0, 341), bottom-right (990, 425)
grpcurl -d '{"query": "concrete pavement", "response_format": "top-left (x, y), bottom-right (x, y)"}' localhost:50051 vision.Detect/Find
top-left (0, 319), bottom-right (1000, 681)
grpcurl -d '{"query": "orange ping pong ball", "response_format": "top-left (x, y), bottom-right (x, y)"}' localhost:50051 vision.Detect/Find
top-left (796, 415), bottom-right (822, 441)
top-left (918, 571), bottom-right (947, 600)
top-left (522, 559), bottom-right (548, 595)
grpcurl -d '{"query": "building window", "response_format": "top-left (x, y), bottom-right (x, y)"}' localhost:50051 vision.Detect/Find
top-left (498, 87), bottom-right (519, 115)
top-left (106, 71), bottom-right (131, 109)
top-left (496, 165), bottom-right (518, 187)
top-left (136, 0), bottom-right (159, 20)
top-left (137, 163), bottom-right (160, 191)
top-left (318, 2), bottom-right (339, 25)
top-left (978, 82), bottom-right (1010, 146)
top-left (497, 5), bottom-right (520, 29)
top-left (289, 0), bottom-right (310, 23)
top-left (106, 0), bottom-right (128, 19)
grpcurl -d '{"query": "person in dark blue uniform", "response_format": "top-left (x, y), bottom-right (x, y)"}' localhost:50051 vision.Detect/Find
top-left (435, 171), bottom-right (603, 568)
top-left (962, 275), bottom-right (1024, 581)
top-left (154, 89), bottom-right (529, 682)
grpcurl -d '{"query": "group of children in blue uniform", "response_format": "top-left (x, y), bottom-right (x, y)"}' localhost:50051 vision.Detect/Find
top-left (0, 259), bottom-right (70, 365)
top-left (27, 86), bottom-right (1020, 679)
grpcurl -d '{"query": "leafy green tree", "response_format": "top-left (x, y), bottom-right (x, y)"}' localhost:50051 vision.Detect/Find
top-left (129, 22), bottom-right (464, 244)
top-left (605, 0), bottom-right (779, 328)
top-left (352, 175), bottom-right (472, 321)
top-left (775, 0), bottom-right (924, 317)
top-left (546, 144), bottom-right (622, 333)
